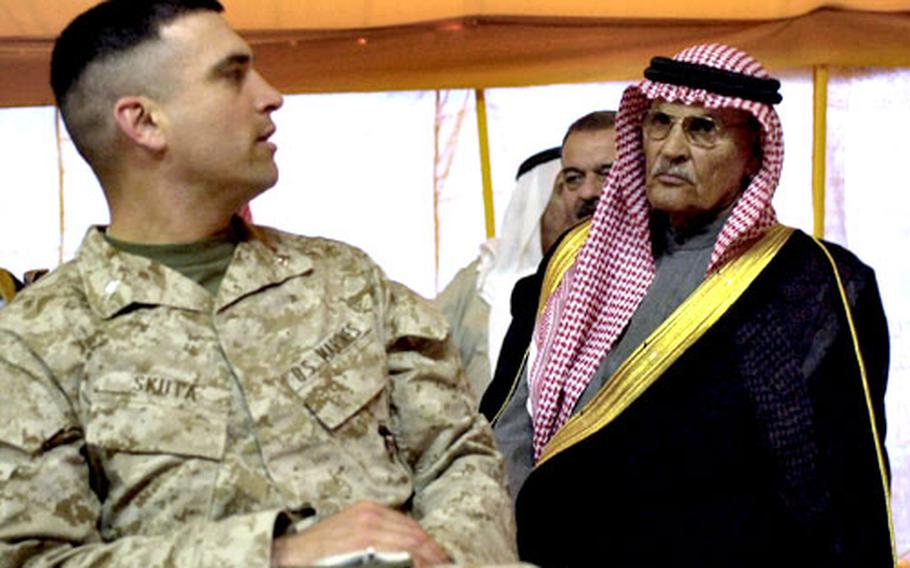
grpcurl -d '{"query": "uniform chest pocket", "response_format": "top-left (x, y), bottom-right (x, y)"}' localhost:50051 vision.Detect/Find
top-left (285, 324), bottom-right (388, 431)
top-left (82, 373), bottom-right (231, 538)
top-left (84, 372), bottom-right (229, 460)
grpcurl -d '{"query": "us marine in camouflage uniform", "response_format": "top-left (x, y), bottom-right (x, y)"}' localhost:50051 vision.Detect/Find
top-left (0, 1), bottom-right (516, 566)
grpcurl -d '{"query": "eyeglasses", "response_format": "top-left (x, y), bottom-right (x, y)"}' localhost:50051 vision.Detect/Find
top-left (642, 109), bottom-right (753, 149)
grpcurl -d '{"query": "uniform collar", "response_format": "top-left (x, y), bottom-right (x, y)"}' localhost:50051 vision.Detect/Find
top-left (215, 222), bottom-right (313, 312)
top-left (79, 221), bottom-right (313, 319)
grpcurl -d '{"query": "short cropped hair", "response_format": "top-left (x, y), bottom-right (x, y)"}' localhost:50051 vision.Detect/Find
top-left (50, 0), bottom-right (224, 166)
top-left (562, 111), bottom-right (617, 146)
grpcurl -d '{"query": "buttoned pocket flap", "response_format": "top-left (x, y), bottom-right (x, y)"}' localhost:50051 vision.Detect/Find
top-left (283, 322), bottom-right (387, 431)
top-left (85, 373), bottom-right (228, 461)
top-left (87, 400), bottom-right (227, 460)
top-left (299, 371), bottom-right (386, 431)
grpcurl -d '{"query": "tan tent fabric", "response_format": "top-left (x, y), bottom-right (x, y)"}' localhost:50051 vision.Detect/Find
top-left (245, 11), bottom-right (910, 93)
top-left (222, 0), bottom-right (910, 28)
top-left (3, 1), bottom-right (910, 34)
top-left (2, 2), bottom-right (910, 107)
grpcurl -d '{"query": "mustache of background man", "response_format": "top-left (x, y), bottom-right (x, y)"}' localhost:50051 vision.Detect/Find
top-left (576, 197), bottom-right (599, 220)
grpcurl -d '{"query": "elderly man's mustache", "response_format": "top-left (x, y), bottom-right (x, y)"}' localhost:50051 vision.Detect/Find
top-left (650, 159), bottom-right (694, 184)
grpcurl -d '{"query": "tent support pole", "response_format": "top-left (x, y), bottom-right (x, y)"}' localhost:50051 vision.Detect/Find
top-left (812, 65), bottom-right (828, 239)
top-left (54, 108), bottom-right (66, 265)
top-left (475, 88), bottom-right (496, 238)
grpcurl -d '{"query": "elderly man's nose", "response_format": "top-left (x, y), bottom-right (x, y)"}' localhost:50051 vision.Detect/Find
top-left (659, 123), bottom-right (691, 158)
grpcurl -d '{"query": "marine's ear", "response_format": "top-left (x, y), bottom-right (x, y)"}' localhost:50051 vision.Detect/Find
top-left (112, 96), bottom-right (166, 153)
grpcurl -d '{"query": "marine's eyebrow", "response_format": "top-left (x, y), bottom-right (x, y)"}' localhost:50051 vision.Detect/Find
top-left (209, 52), bottom-right (252, 77)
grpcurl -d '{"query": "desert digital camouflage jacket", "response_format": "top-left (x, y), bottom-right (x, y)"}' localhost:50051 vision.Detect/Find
top-left (0, 225), bottom-right (516, 567)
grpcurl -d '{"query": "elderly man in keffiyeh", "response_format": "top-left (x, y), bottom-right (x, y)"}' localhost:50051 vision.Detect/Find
top-left (491, 44), bottom-right (895, 566)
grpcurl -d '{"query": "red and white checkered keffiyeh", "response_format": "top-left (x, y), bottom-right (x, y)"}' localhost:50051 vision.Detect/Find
top-left (529, 44), bottom-right (785, 460)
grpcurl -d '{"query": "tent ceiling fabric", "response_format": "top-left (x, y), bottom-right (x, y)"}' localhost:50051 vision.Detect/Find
top-left (1, 1), bottom-right (910, 107)
top-left (222, 0), bottom-right (910, 28)
top-left (2, 0), bottom-right (910, 34)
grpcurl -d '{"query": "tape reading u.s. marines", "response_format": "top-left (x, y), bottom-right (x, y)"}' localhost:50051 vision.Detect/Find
top-left (285, 322), bottom-right (368, 393)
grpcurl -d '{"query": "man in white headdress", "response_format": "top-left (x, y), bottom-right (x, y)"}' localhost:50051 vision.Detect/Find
top-left (437, 113), bottom-right (617, 403)
top-left (436, 147), bottom-right (561, 402)
top-left (493, 44), bottom-right (895, 566)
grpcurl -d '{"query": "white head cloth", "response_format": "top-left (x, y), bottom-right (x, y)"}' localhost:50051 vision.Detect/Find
top-left (528, 44), bottom-right (785, 460)
top-left (478, 154), bottom-right (562, 372)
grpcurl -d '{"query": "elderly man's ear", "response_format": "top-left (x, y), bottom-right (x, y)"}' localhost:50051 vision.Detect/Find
top-left (113, 96), bottom-right (167, 153)
top-left (746, 152), bottom-right (762, 178)
top-left (746, 124), bottom-right (763, 177)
